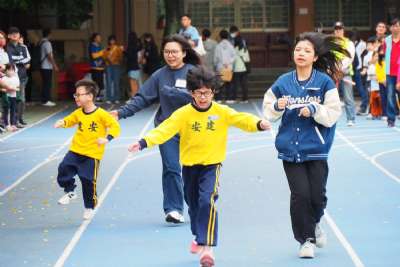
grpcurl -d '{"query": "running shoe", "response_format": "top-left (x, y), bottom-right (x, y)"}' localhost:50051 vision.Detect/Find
top-left (58, 192), bottom-right (77, 205)
top-left (299, 239), bottom-right (315, 258)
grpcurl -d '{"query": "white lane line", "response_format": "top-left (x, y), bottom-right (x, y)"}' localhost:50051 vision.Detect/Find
top-left (336, 131), bottom-right (371, 159)
top-left (324, 211), bottom-right (365, 267)
top-left (0, 105), bottom-right (113, 196)
top-left (251, 102), bottom-right (364, 267)
top-left (0, 144), bottom-right (61, 155)
top-left (0, 137), bottom-right (72, 197)
top-left (252, 99), bottom-right (367, 266)
top-left (370, 149), bottom-right (400, 184)
top-left (53, 106), bottom-right (158, 267)
top-left (0, 106), bottom-right (69, 143)
top-left (337, 129), bottom-right (400, 184)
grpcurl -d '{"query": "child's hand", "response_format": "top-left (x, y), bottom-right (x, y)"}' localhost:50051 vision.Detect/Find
top-left (277, 97), bottom-right (288, 110)
top-left (259, 119), bottom-right (271, 130)
top-left (97, 137), bottom-right (109, 146)
top-left (299, 106), bottom-right (311, 117)
top-left (54, 120), bottom-right (64, 128)
top-left (109, 110), bottom-right (119, 120)
top-left (128, 142), bottom-right (141, 153)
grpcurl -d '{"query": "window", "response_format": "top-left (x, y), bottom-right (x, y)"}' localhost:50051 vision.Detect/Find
top-left (186, 0), bottom-right (289, 31)
top-left (314, 0), bottom-right (339, 29)
top-left (315, 0), bottom-right (371, 29)
top-left (240, 0), bottom-right (264, 29)
top-left (212, 1), bottom-right (234, 28)
top-left (186, 0), bottom-right (210, 29)
top-left (342, 0), bottom-right (370, 28)
top-left (265, 0), bottom-right (290, 28)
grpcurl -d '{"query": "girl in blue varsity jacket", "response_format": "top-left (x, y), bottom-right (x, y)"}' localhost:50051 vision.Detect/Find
top-left (263, 32), bottom-right (350, 259)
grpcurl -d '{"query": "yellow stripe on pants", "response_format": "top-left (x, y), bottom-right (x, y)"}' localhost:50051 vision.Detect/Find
top-left (207, 164), bottom-right (220, 246)
top-left (93, 159), bottom-right (99, 207)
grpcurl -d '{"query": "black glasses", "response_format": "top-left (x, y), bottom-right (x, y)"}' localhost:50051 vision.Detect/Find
top-left (193, 91), bottom-right (213, 97)
top-left (163, 49), bottom-right (181, 56)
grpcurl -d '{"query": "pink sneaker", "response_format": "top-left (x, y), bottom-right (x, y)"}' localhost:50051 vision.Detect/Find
top-left (199, 248), bottom-right (215, 267)
top-left (190, 240), bottom-right (200, 254)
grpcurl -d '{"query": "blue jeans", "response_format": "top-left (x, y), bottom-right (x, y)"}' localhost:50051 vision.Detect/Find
top-left (105, 65), bottom-right (121, 101)
top-left (339, 76), bottom-right (356, 121)
top-left (353, 70), bottom-right (368, 112)
top-left (386, 75), bottom-right (399, 123)
top-left (379, 83), bottom-right (387, 117)
top-left (158, 134), bottom-right (184, 214)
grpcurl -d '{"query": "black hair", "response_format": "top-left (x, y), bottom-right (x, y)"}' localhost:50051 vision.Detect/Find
top-left (219, 30), bottom-right (229, 40)
top-left (161, 34), bottom-right (201, 66)
top-left (390, 18), bottom-right (400, 26)
top-left (42, 28), bottom-right (51, 38)
top-left (229, 25), bottom-right (239, 33)
top-left (186, 65), bottom-right (221, 92)
top-left (376, 21), bottom-right (386, 28)
top-left (181, 14), bottom-right (191, 19)
top-left (108, 34), bottom-right (116, 44)
top-left (294, 32), bottom-right (350, 80)
top-left (75, 79), bottom-right (99, 98)
top-left (90, 32), bottom-right (100, 43)
top-left (8, 26), bottom-right (20, 34)
top-left (366, 36), bottom-right (377, 43)
top-left (5, 63), bottom-right (16, 72)
top-left (378, 45), bottom-right (385, 66)
top-left (234, 36), bottom-right (245, 50)
top-left (202, 29), bottom-right (211, 38)
top-left (127, 32), bottom-right (141, 50)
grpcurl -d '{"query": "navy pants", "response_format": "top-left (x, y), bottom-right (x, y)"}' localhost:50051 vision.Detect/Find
top-left (386, 75), bottom-right (399, 124)
top-left (57, 151), bottom-right (100, 209)
top-left (283, 160), bottom-right (328, 245)
top-left (158, 135), bottom-right (184, 214)
top-left (353, 70), bottom-right (369, 113)
top-left (183, 164), bottom-right (221, 247)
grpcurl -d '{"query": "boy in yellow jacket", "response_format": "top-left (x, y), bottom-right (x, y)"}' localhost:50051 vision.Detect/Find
top-left (54, 79), bottom-right (120, 220)
top-left (128, 66), bottom-right (270, 267)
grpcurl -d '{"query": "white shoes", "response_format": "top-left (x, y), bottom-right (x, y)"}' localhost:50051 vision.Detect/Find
top-left (42, 101), bottom-right (56, 107)
top-left (315, 223), bottom-right (327, 248)
top-left (347, 120), bottom-right (355, 127)
top-left (83, 208), bottom-right (94, 220)
top-left (58, 192), bottom-right (77, 205)
top-left (299, 239), bottom-right (315, 258)
top-left (225, 100), bottom-right (237, 104)
top-left (165, 210), bottom-right (185, 224)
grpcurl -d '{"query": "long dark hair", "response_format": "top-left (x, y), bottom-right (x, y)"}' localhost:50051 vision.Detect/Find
top-left (295, 32), bottom-right (350, 81)
top-left (127, 31), bottom-right (141, 51)
top-left (90, 32), bottom-right (100, 43)
top-left (161, 34), bottom-right (201, 66)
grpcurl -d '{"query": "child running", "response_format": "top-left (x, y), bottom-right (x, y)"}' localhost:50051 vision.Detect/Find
top-left (128, 65), bottom-right (271, 267)
top-left (54, 79), bottom-right (120, 220)
top-left (263, 32), bottom-right (348, 258)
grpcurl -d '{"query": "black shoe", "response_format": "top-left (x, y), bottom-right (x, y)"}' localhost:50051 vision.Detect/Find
top-left (388, 121), bottom-right (395, 128)
top-left (19, 119), bottom-right (27, 126)
top-left (16, 123), bottom-right (25, 129)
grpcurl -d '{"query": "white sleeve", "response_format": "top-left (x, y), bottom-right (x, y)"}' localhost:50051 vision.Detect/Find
top-left (312, 89), bottom-right (342, 127)
top-left (262, 89), bottom-right (284, 122)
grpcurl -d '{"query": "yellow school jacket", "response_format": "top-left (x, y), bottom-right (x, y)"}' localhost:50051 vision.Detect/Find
top-left (62, 107), bottom-right (120, 160)
top-left (143, 102), bottom-right (263, 166)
